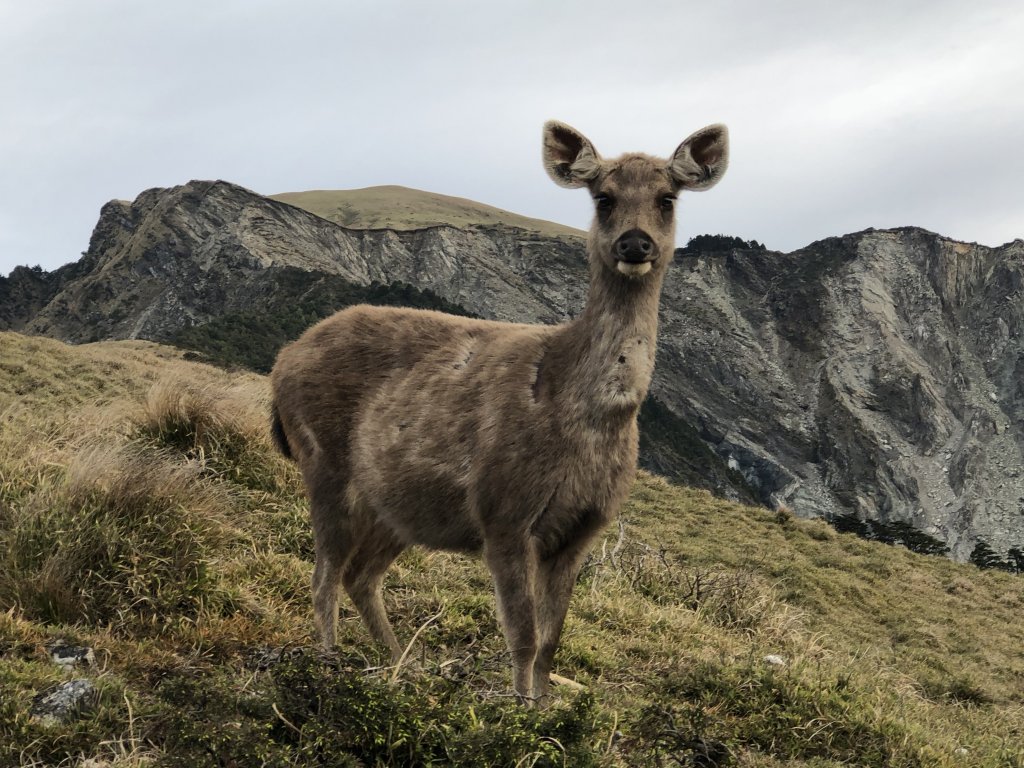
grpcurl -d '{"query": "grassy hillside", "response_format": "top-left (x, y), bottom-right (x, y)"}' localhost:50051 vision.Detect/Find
top-left (271, 185), bottom-right (585, 240)
top-left (2, 331), bottom-right (1024, 766)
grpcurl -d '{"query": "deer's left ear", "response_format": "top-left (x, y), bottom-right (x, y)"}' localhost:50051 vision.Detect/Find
top-left (668, 124), bottom-right (729, 191)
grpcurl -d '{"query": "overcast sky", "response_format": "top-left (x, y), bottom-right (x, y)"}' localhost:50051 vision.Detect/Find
top-left (1, 0), bottom-right (1022, 276)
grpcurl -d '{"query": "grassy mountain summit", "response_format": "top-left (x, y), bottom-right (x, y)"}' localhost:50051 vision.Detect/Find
top-left (271, 185), bottom-right (585, 239)
top-left (2, 331), bottom-right (1024, 766)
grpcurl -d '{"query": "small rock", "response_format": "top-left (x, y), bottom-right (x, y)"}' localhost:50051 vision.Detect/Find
top-left (990, 392), bottom-right (998, 402)
top-left (50, 644), bottom-right (95, 670)
top-left (30, 679), bottom-right (96, 726)
top-left (246, 645), bottom-right (305, 670)
top-left (762, 654), bottom-right (787, 667)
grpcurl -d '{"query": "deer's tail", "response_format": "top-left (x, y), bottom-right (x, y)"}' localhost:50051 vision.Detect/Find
top-left (270, 402), bottom-right (293, 460)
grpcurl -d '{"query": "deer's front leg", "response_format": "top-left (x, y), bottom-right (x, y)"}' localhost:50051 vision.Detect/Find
top-left (532, 508), bottom-right (607, 704)
top-left (532, 548), bottom-right (589, 703)
top-left (485, 537), bottom-right (539, 705)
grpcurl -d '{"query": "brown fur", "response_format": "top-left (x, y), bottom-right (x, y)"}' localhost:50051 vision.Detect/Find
top-left (270, 120), bottom-right (729, 704)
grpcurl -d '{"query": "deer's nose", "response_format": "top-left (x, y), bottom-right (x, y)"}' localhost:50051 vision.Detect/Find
top-left (614, 229), bottom-right (655, 262)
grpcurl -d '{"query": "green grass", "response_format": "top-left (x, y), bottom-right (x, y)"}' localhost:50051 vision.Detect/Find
top-left (2, 331), bottom-right (1024, 766)
top-left (271, 185), bottom-right (585, 241)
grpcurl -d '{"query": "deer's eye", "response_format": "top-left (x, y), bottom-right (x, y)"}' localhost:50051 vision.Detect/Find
top-left (594, 194), bottom-right (614, 212)
top-left (660, 195), bottom-right (676, 212)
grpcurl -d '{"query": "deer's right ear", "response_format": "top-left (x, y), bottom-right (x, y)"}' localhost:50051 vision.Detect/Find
top-left (543, 121), bottom-right (602, 188)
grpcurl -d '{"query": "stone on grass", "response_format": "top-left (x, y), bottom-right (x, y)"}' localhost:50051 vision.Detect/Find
top-left (30, 679), bottom-right (97, 726)
top-left (49, 643), bottom-right (95, 670)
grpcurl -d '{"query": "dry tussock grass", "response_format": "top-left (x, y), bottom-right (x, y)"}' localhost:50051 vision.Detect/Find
top-left (2, 440), bottom-right (239, 627)
top-left (135, 377), bottom-right (270, 449)
top-left (132, 377), bottom-right (298, 495)
top-left (64, 441), bottom-right (225, 515)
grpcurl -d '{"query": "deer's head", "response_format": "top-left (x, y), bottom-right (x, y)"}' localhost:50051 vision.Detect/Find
top-left (543, 121), bottom-right (729, 278)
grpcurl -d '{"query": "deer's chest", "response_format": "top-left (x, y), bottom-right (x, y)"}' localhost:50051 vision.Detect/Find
top-left (589, 333), bottom-right (657, 411)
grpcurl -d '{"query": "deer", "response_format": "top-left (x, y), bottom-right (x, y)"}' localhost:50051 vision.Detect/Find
top-left (269, 120), bottom-right (729, 704)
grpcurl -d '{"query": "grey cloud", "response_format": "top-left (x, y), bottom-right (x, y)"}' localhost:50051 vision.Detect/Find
top-left (1, 0), bottom-right (1022, 274)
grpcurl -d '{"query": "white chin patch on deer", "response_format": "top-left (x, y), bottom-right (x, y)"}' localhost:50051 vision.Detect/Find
top-left (616, 261), bottom-right (652, 277)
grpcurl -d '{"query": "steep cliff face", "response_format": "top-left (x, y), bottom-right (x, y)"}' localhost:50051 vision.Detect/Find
top-left (5, 179), bottom-right (1024, 560)
top-left (664, 232), bottom-right (1024, 559)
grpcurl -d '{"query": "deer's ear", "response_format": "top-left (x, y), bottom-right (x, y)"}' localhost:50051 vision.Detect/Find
top-left (543, 121), bottom-right (602, 189)
top-left (668, 124), bottom-right (729, 191)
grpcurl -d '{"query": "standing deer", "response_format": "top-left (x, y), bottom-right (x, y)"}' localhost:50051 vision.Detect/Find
top-left (270, 120), bottom-right (729, 703)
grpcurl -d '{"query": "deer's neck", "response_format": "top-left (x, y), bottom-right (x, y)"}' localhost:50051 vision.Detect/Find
top-left (544, 258), bottom-right (664, 419)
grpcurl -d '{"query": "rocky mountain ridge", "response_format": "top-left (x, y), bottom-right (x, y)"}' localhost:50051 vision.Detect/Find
top-left (4, 179), bottom-right (1024, 561)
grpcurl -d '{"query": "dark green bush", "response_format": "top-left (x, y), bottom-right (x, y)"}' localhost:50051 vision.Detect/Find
top-left (833, 514), bottom-right (949, 558)
top-left (633, 661), bottom-right (922, 766)
top-left (171, 270), bottom-right (475, 374)
top-left (273, 652), bottom-right (604, 767)
top-left (150, 652), bottom-right (606, 767)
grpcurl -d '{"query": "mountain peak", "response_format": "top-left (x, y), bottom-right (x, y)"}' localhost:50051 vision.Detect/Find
top-left (270, 185), bottom-right (584, 239)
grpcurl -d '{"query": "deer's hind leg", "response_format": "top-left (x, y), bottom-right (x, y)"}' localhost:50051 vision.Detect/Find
top-left (341, 509), bottom-right (407, 661)
top-left (309, 481), bottom-right (353, 650)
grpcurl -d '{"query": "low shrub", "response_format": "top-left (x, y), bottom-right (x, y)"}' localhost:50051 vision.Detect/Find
top-left (632, 661), bottom-right (921, 766)
top-left (151, 652), bottom-right (608, 767)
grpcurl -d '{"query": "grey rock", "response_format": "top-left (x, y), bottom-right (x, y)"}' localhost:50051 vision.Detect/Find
top-left (30, 679), bottom-right (96, 726)
top-left (246, 644), bottom-right (306, 670)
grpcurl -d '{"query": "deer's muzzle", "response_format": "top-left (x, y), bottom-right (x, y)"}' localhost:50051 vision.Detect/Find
top-left (613, 229), bottom-right (657, 264)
